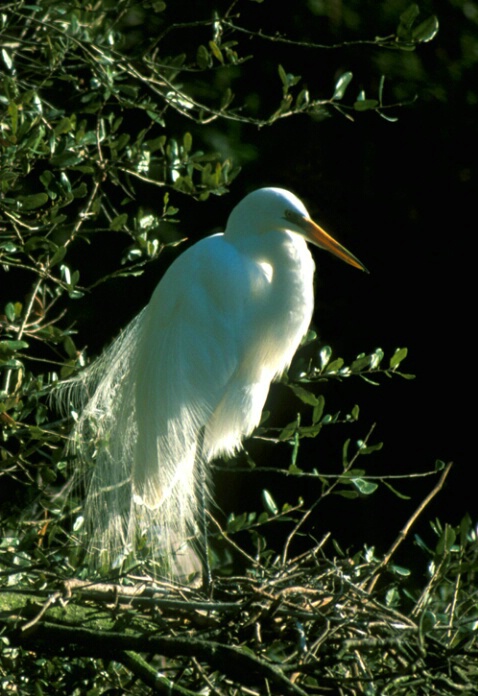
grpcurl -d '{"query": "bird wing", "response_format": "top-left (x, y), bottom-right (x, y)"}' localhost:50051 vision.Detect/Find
top-left (130, 233), bottom-right (270, 521)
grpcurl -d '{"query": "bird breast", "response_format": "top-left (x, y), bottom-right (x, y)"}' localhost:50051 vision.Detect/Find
top-left (135, 230), bottom-right (315, 466)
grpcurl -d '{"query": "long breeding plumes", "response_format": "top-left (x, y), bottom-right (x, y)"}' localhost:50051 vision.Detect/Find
top-left (61, 188), bottom-right (367, 575)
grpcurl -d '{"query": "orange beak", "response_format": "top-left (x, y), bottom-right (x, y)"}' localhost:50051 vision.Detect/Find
top-left (299, 216), bottom-right (368, 273)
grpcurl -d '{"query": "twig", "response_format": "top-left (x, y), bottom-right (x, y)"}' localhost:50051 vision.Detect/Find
top-left (281, 425), bottom-right (377, 565)
top-left (365, 461), bottom-right (454, 594)
top-left (20, 591), bottom-right (62, 632)
top-left (120, 650), bottom-right (199, 695)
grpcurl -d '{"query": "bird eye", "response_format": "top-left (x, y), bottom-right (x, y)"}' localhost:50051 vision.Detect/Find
top-left (284, 209), bottom-right (301, 225)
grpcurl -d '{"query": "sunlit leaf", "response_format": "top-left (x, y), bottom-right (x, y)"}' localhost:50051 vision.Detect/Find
top-left (352, 478), bottom-right (378, 495)
top-left (356, 441), bottom-right (383, 455)
top-left (333, 72), bottom-right (353, 100)
top-left (390, 564), bottom-right (411, 577)
top-left (412, 16), bottom-right (439, 43)
top-left (385, 587), bottom-right (400, 607)
top-left (389, 347), bottom-right (408, 369)
top-left (325, 357), bottom-right (344, 373)
top-left (319, 345), bottom-right (332, 369)
top-left (262, 489), bottom-right (279, 516)
top-left (209, 41), bottom-right (224, 64)
top-left (2, 48), bottom-right (13, 71)
top-left (378, 111), bottom-right (399, 123)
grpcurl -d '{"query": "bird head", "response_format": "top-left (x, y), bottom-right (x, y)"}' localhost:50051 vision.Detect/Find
top-left (226, 187), bottom-right (368, 273)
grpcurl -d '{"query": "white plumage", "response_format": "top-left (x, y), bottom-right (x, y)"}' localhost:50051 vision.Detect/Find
top-left (66, 188), bottom-right (366, 573)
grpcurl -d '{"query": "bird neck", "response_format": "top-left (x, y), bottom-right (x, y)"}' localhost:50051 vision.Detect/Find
top-left (225, 228), bottom-right (315, 321)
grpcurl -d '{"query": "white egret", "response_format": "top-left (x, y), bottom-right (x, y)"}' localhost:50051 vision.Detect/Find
top-left (65, 187), bottom-right (367, 577)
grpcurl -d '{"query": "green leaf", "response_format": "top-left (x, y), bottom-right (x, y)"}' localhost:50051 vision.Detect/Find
top-left (0, 340), bottom-right (29, 354)
top-left (397, 4), bottom-right (420, 40)
top-left (0, 241), bottom-right (18, 254)
top-left (54, 117), bottom-right (74, 135)
top-left (2, 48), bottom-right (13, 71)
top-left (5, 303), bottom-right (19, 322)
top-left (378, 111), bottom-right (399, 123)
top-left (8, 101), bottom-right (18, 134)
top-left (353, 99), bottom-right (379, 112)
top-left (390, 564), bottom-right (411, 577)
top-left (209, 41), bottom-right (224, 64)
top-left (312, 395), bottom-right (325, 424)
top-left (220, 88), bottom-right (234, 110)
top-left (196, 45), bottom-right (212, 69)
top-left (333, 72), bottom-right (353, 100)
top-left (412, 16), bottom-right (439, 43)
top-left (110, 214), bottom-right (128, 231)
top-left (357, 441), bottom-right (383, 455)
top-left (460, 514), bottom-right (472, 547)
top-left (277, 65), bottom-right (301, 93)
top-left (289, 384), bottom-right (318, 406)
top-left (383, 481), bottom-right (411, 500)
top-left (288, 462), bottom-right (303, 475)
top-left (335, 489), bottom-right (359, 499)
top-left (342, 438), bottom-right (350, 467)
top-left (279, 421), bottom-right (298, 441)
top-left (295, 88), bottom-right (309, 109)
top-left (183, 132), bottom-right (193, 153)
top-left (436, 524), bottom-right (456, 557)
top-left (262, 489), bottom-right (278, 516)
top-left (339, 469), bottom-right (365, 480)
top-left (73, 182), bottom-right (88, 198)
top-left (378, 75), bottom-right (386, 104)
top-left (63, 336), bottom-right (78, 359)
top-left (385, 587), bottom-right (401, 607)
top-left (352, 478), bottom-right (378, 495)
top-left (389, 347), bottom-right (408, 369)
top-left (351, 354), bottom-right (373, 372)
top-left (325, 357), bottom-right (344, 373)
top-left (50, 246), bottom-right (67, 267)
top-left (18, 193), bottom-right (49, 210)
top-left (359, 374), bottom-right (380, 386)
top-left (319, 345), bottom-right (332, 369)
top-left (370, 347), bottom-right (384, 368)
top-left (0, 358), bottom-right (23, 369)
top-left (278, 64), bottom-right (288, 88)
top-left (298, 423), bottom-right (323, 438)
top-left (50, 151), bottom-right (83, 168)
